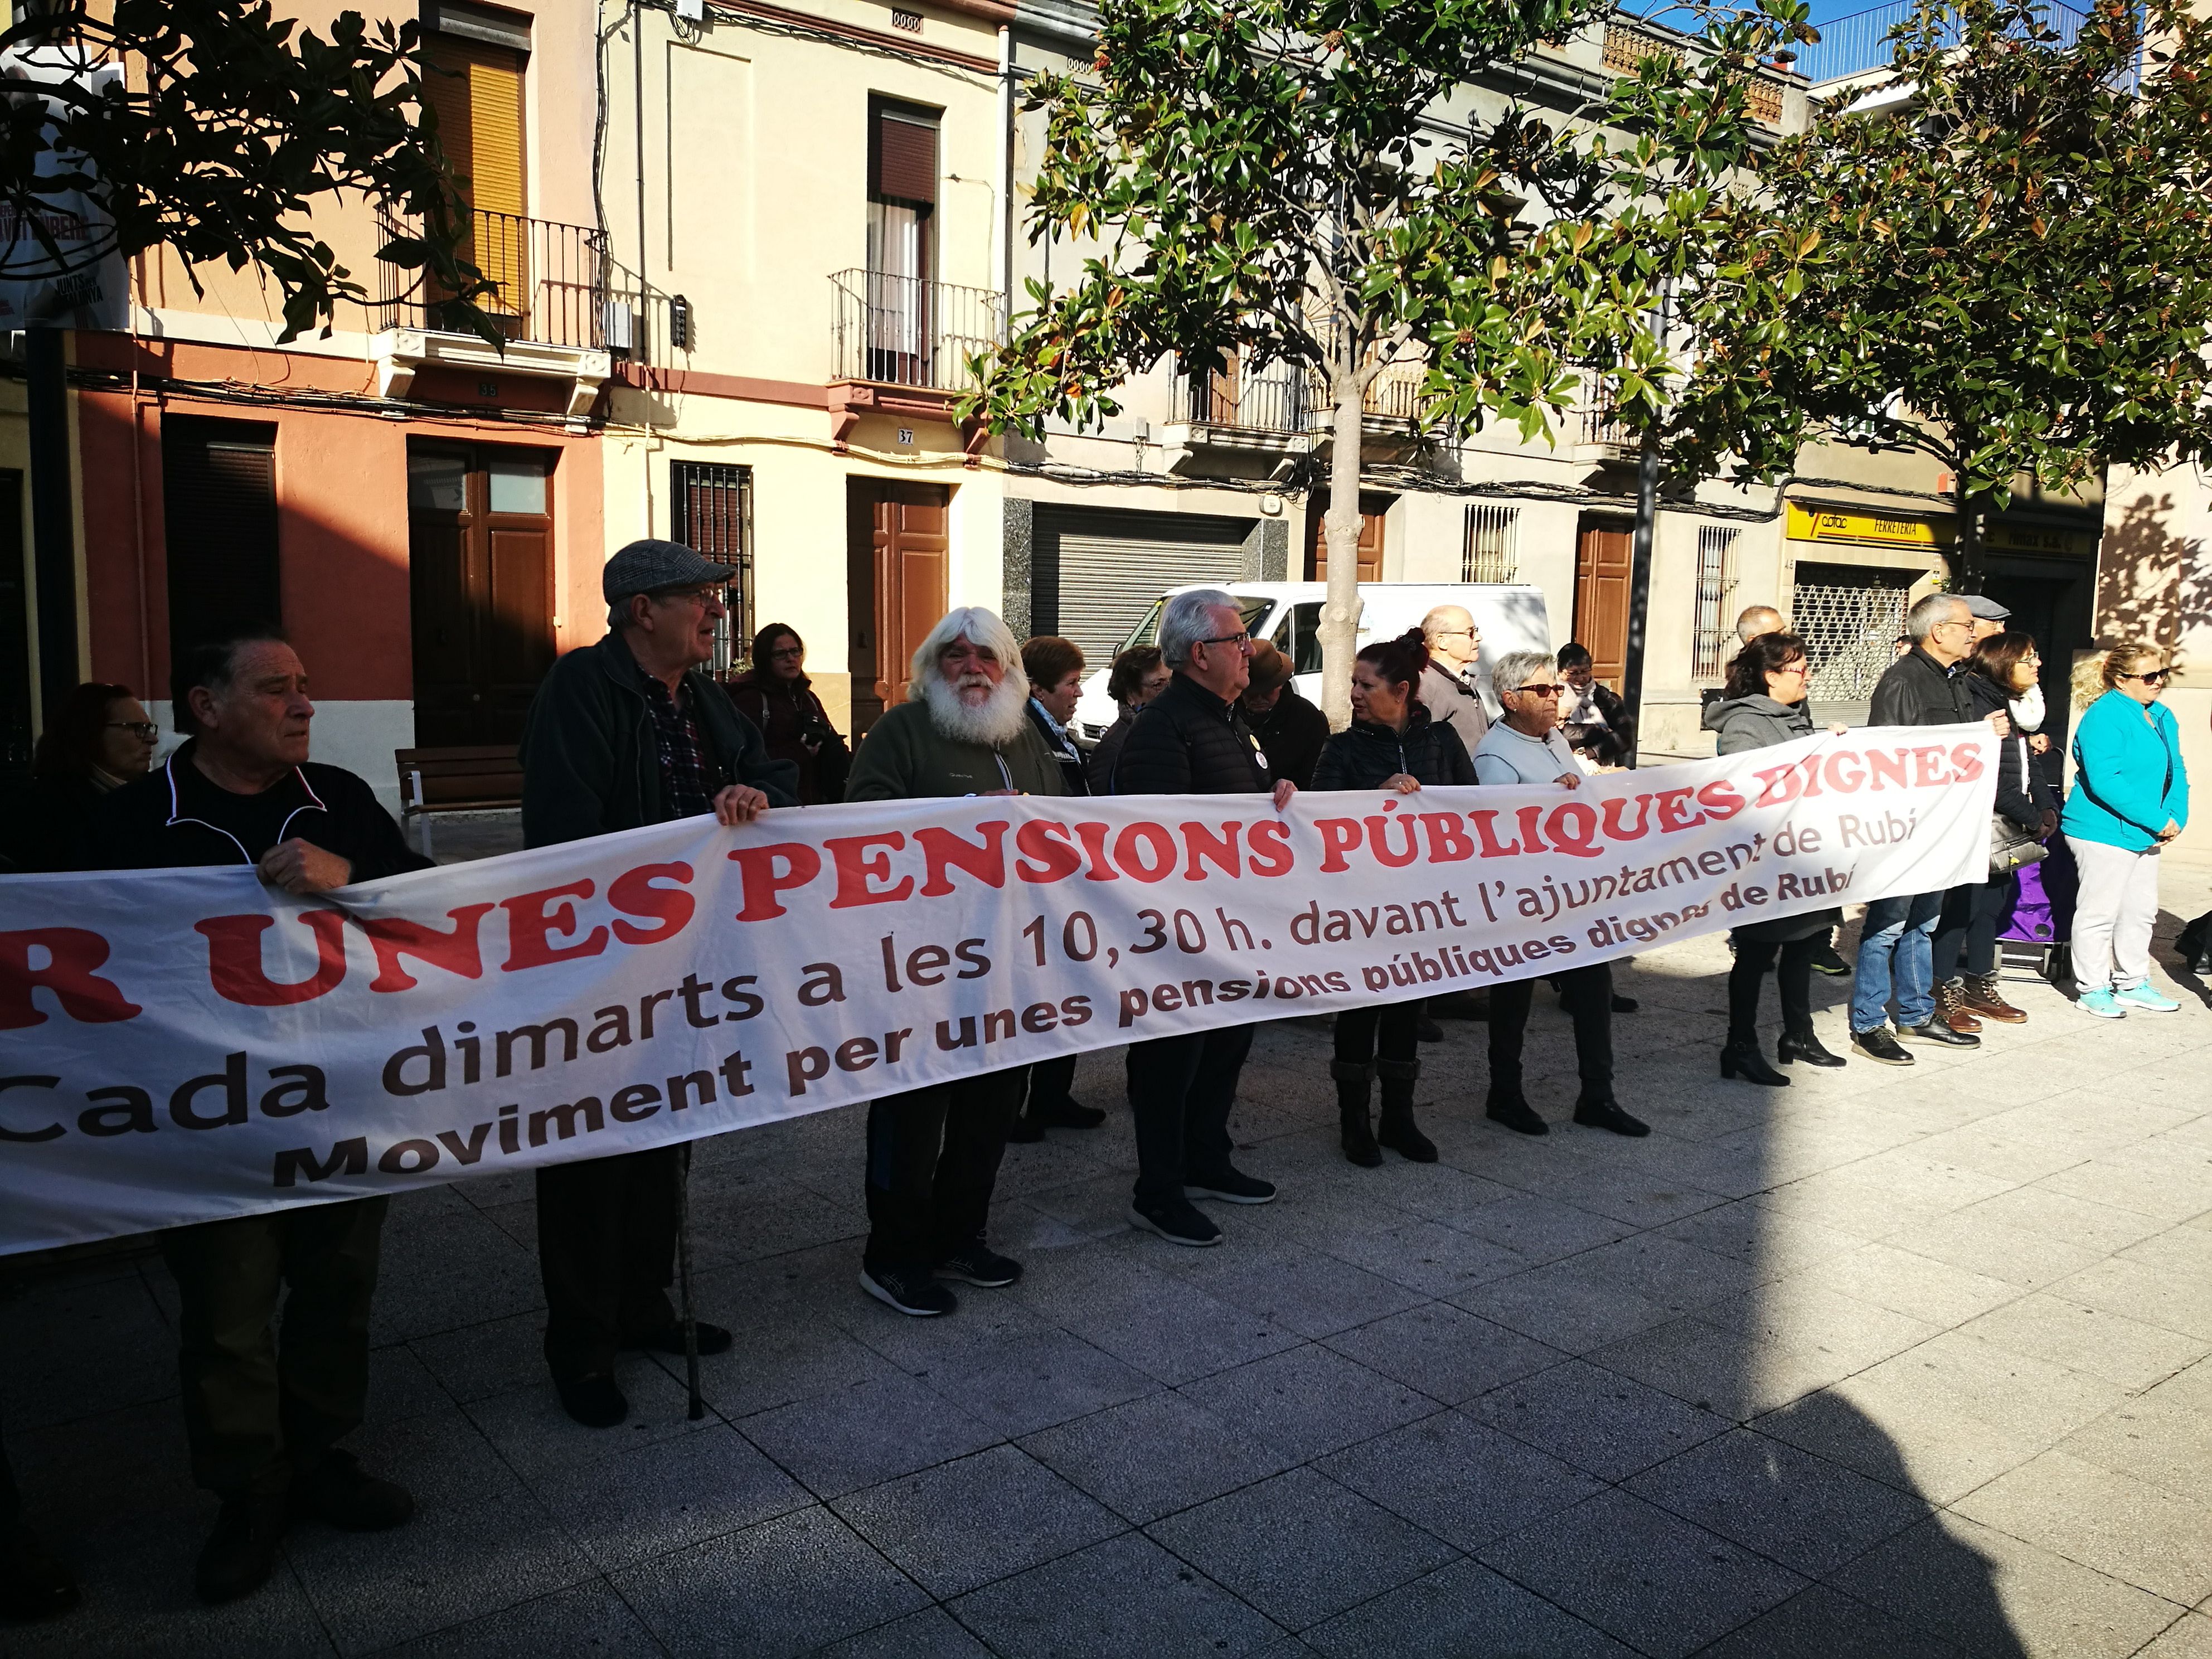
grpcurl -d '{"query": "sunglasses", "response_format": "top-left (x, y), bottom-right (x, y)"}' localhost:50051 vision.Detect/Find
top-left (1513, 682), bottom-right (1568, 697)
top-left (2121, 668), bottom-right (2170, 685)
top-left (107, 721), bottom-right (159, 741)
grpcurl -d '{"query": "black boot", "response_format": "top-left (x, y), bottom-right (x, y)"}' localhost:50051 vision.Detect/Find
top-left (1331, 1060), bottom-right (1381, 1167)
top-left (1720, 1036), bottom-right (1789, 1086)
top-left (1778, 1027), bottom-right (1847, 1068)
top-left (1375, 1058), bottom-right (1438, 1162)
top-left (195, 1492), bottom-right (287, 1605)
top-left (2181, 912), bottom-right (2212, 973)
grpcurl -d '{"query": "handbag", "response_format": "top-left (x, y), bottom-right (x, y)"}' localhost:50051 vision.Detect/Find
top-left (1990, 738), bottom-right (2048, 878)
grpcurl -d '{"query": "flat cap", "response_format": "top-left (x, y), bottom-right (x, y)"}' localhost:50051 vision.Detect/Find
top-left (602, 539), bottom-right (737, 604)
top-left (1959, 593), bottom-right (2011, 620)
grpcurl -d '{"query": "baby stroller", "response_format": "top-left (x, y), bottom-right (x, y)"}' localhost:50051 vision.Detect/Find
top-left (1997, 835), bottom-right (2077, 986)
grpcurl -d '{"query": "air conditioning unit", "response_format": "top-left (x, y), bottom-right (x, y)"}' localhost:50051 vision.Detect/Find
top-left (603, 300), bottom-right (636, 356)
top-left (675, 0), bottom-right (705, 17)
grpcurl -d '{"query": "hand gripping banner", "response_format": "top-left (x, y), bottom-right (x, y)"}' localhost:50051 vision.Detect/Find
top-left (0, 726), bottom-right (1997, 1253)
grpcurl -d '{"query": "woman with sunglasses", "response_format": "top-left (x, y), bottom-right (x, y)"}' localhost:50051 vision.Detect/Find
top-left (0, 681), bottom-right (158, 872)
top-left (2063, 644), bottom-right (2190, 1017)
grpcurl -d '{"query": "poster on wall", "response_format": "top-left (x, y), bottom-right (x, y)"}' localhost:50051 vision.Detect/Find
top-left (0, 39), bottom-right (128, 332)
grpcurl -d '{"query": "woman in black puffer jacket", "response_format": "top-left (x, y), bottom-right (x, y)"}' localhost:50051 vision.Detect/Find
top-left (1312, 630), bottom-right (1475, 1168)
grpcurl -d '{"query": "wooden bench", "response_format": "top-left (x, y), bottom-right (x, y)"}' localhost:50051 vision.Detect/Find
top-left (394, 745), bottom-right (523, 859)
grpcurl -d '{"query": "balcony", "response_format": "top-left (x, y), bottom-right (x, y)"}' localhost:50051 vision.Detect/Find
top-left (828, 269), bottom-right (1003, 452)
top-left (369, 207), bottom-right (612, 417)
top-left (1797, 0), bottom-right (2093, 85)
top-left (1573, 370), bottom-right (1635, 463)
top-left (1168, 360), bottom-right (1310, 442)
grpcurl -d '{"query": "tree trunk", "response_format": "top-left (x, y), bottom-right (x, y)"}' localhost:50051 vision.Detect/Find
top-left (1954, 487), bottom-right (1987, 595)
top-left (1317, 368), bottom-right (1365, 730)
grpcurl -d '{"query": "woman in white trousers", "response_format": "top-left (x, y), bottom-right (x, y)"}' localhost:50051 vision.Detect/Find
top-left (2062, 644), bottom-right (2190, 1018)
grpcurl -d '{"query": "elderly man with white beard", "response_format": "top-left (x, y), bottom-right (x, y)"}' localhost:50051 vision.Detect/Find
top-left (842, 607), bottom-right (1073, 1316)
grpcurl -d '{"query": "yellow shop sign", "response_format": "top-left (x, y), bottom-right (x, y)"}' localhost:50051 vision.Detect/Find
top-left (1786, 503), bottom-right (1952, 550)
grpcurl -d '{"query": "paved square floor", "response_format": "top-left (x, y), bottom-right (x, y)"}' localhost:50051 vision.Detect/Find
top-left (7, 858), bottom-right (2212, 1656)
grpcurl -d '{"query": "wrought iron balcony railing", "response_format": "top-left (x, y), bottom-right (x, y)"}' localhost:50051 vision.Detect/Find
top-left (1169, 359), bottom-right (1309, 434)
top-left (374, 207), bottom-right (608, 351)
top-left (830, 269), bottom-right (1002, 391)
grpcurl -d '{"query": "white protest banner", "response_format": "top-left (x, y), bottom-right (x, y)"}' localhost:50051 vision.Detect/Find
top-left (0, 725), bottom-right (1996, 1253)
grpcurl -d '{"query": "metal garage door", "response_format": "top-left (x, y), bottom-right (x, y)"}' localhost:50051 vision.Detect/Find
top-left (1038, 507), bottom-right (1254, 668)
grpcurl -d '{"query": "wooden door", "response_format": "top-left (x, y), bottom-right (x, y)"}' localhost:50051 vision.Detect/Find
top-left (409, 445), bottom-right (555, 746)
top-left (1307, 492), bottom-right (1386, 583)
top-left (1574, 520), bottom-right (1633, 688)
top-left (845, 478), bottom-right (949, 733)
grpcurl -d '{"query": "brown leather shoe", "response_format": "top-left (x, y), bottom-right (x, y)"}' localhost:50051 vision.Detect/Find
top-left (1961, 972), bottom-right (2028, 1023)
top-left (1934, 980), bottom-right (1983, 1034)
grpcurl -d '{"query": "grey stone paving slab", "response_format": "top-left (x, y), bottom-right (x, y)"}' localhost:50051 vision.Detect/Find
top-left (524, 1420), bottom-right (811, 1571)
top-left (1318, 1301), bottom-right (1561, 1405)
top-left (1302, 1557), bottom-right (1637, 1658)
top-left (1752, 1381), bottom-right (2058, 1506)
top-left (1142, 1238), bottom-right (1428, 1338)
top-left (2137, 1612), bottom-right (2212, 1658)
top-left (903, 1324), bottom-right (1160, 1439)
top-left (1145, 1466), bottom-right (1458, 1631)
top-left (372, 1581), bottom-right (666, 1656)
top-left (735, 1369), bottom-right (1003, 1500)
top-left (811, 1606), bottom-right (995, 1658)
top-left (286, 1486), bottom-right (595, 1657)
top-left (1950, 1449), bottom-right (2212, 1604)
top-left (1831, 1513), bottom-right (2179, 1658)
top-left (950, 1530), bottom-right (1284, 1658)
top-left (831, 1444), bottom-right (1125, 1599)
top-left (1692, 1582), bottom-right (1980, 1659)
top-left (1957, 1292), bottom-right (2210, 1391)
top-left (610, 1505), bottom-right (932, 1659)
top-left (1175, 1342), bottom-right (1438, 1463)
top-left (1478, 1487), bottom-right (1806, 1658)
top-left (1316, 1409), bottom-right (1605, 1551)
top-left (1624, 1426), bottom-right (1930, 1578)
top-left (1016, 1389), bottom-right (1296, 1525)
top-left (1468, 1358), bottom-right (1734, 1481)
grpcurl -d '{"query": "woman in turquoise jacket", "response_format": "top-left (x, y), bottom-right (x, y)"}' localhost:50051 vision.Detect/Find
top-left (2063, 644), bottom-right (2189, 1017)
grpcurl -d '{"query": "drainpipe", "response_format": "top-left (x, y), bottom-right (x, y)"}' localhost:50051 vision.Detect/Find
top-left (998, 25), bottom-right (1015, 319)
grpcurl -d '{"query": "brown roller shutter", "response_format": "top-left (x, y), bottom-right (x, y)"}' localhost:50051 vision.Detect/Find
top-left (162, 419), bottom-right (280, 667)
top-left (871, 103), bottom-right (938, 205)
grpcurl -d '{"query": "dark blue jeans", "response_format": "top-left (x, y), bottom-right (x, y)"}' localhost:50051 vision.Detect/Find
top-left (1850, 889), bottom-right (1946, 1033)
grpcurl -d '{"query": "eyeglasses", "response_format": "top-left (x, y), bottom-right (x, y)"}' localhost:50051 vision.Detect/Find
top-left (1772, 662), bottom-right (1810, 677)
top-left (1197, 632), bottom-right (1254, 653)
top-left (106, 721), bottom-right (158, 741)
top-left (1512, 682), bottom-right (1567, 697)
top-left (1431, 628), bottom-right (1478, 640)
top-left (2121, 668), bottom-right (2170, 685)
top-left (765, 645), bottom-right (804, 660)
top-left (653, 586), bottom-right (724, 608)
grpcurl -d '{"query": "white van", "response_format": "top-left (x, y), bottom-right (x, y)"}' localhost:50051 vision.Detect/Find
top-left (1073, 581), bottom-right (1555, 742)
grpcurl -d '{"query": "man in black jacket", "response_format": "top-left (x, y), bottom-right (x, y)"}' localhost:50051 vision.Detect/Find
top-left (1848, 592), bottom-right (1990, 1064)
top-left (1114, 589), bottom-right (1297, 1246)
top-left (93, 630), bottom-right (429, 1607)
top-left (518, 541), bottom-right (798, 1428)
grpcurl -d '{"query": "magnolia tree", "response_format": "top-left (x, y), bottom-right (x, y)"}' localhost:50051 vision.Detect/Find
top-left (1665, 0), bottom-right (2212, 591)
top-left (968, 0), bottom-right (1806, 723)
top-left (0, 0), bottom-right (490, 341)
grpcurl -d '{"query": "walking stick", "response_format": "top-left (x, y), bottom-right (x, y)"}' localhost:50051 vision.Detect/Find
top-left (676, 1140), bottom-right (703, 1420)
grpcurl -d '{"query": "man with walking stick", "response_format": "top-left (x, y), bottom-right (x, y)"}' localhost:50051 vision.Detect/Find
top-left (517, 541), bottom-right (798, 1427)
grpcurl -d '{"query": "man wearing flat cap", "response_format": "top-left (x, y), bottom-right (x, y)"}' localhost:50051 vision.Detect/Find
top-left (1961, 591), bottom-right (2011, 643)
top-left (518, 540), bottom-right (799, 1427)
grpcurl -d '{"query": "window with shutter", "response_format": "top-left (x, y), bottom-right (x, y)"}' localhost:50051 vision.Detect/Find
top-left (162, 418), bottom-right (280, 664)
top-left (865, 99), bottom-right (939, 379)
top-left (423, 33), bottom-right (529, 322)
top-left (869, 103), bottom-right (938, 205)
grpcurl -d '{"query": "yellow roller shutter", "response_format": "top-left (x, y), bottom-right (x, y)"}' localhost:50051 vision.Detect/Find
top-left (423, 37), bottom-right (528, 321)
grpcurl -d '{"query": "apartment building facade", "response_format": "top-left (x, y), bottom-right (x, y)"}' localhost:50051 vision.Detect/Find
top-left (0, 0), bottom-right (2152, 803)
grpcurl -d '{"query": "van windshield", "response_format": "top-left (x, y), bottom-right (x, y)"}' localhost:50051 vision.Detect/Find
top-left (1115, 596), bottom-right (1272, 656)
top-left (1272, 601), bottom-right (1331, 674)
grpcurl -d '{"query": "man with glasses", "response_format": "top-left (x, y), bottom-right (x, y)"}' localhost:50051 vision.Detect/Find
top-left (1115, 589), bottom-right (1299, 1246)
top-left (519, 541), bottom-right (798, 1427)
top-left (1418, 604), bottom-right (1490, 754)
top-left (1848, 592), bottom-right (1997, 1065)
top-left (1472, 651), bottom-right (1648, 1138)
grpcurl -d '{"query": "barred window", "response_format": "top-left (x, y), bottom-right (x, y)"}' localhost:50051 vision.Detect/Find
top-left (1691, 526), bottom-right (1740, 681)
top-left (1462, 503), bottom-right (1520, 584)
top-left (670, 460), bottom-right (754, 677)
